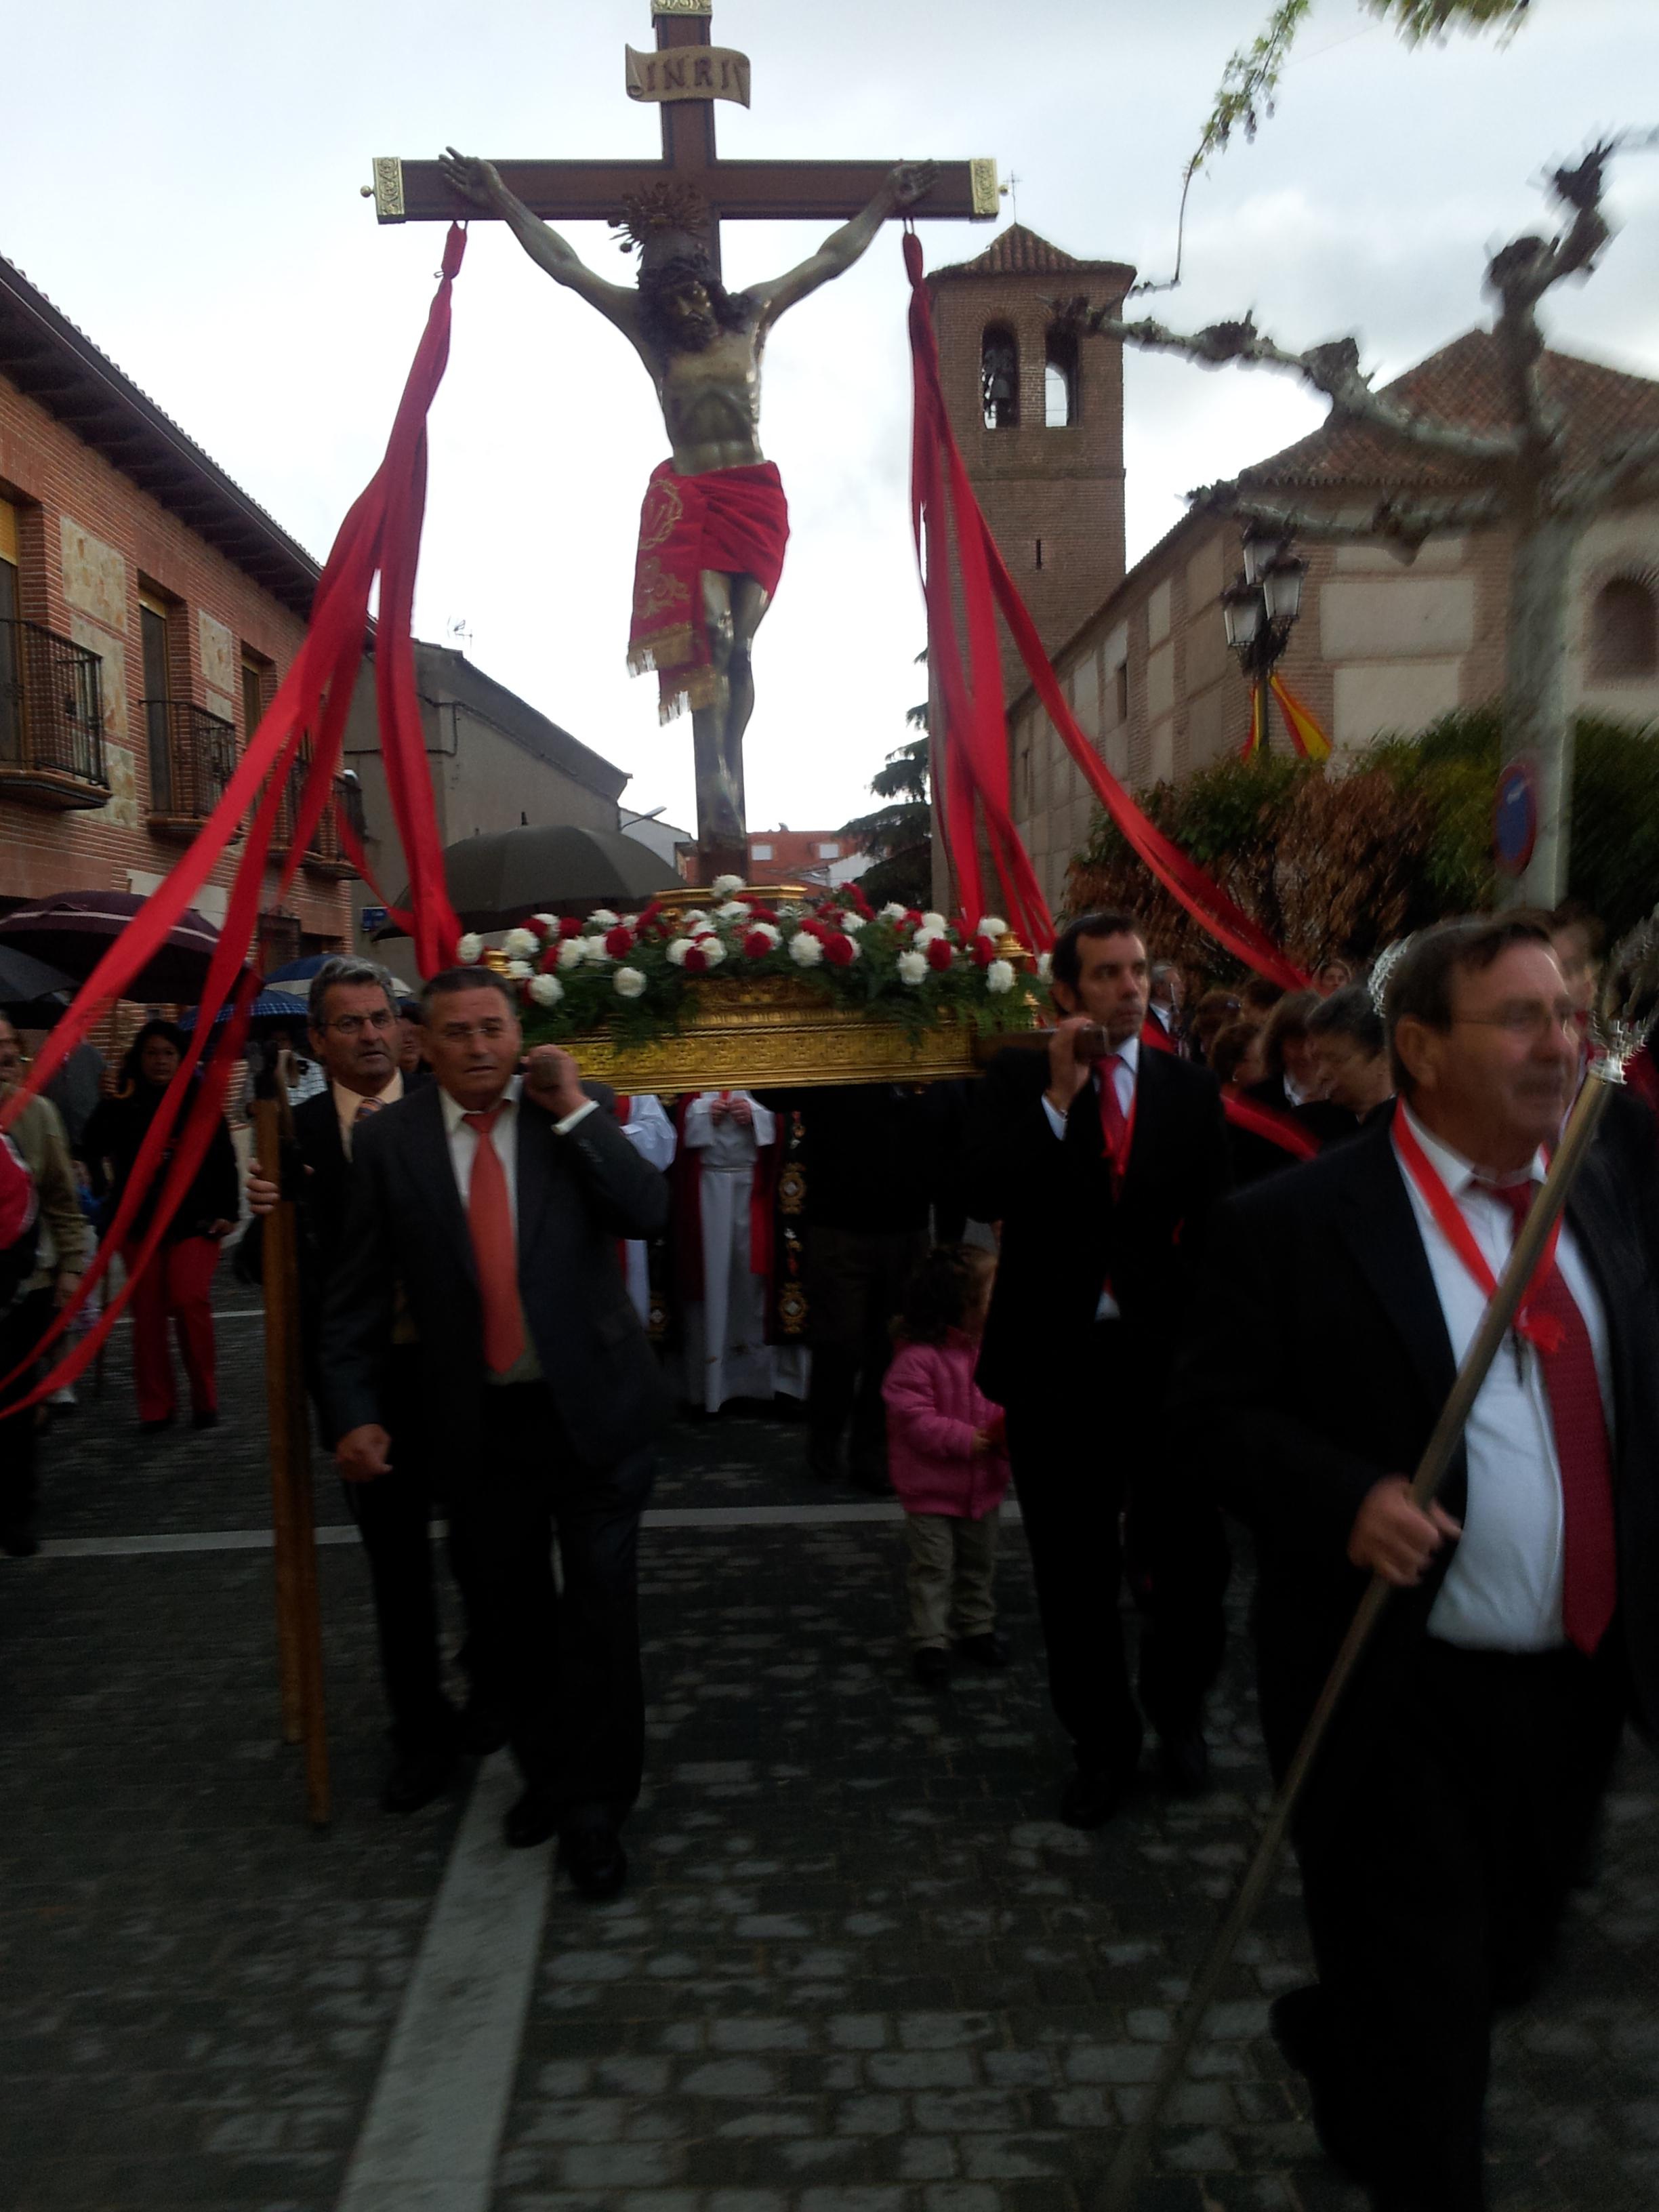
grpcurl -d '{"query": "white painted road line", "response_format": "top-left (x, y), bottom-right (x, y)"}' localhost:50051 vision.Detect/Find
top-left (16, 1498), bottom-right (1004, 1563)
top-left (333, 1757), bottom-right (550, 2212)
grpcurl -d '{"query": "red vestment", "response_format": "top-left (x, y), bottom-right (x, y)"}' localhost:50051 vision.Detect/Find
top-left (628, 460), bottom-right (790, 722)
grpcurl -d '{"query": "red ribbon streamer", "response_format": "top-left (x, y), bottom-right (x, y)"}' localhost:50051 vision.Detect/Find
top-left (1393, 1108), bottom-right (1563, 1353)
top-left (902, 234), bottom-right (1307, 995)
top-left (0, 228), bottom-right (472, 1410)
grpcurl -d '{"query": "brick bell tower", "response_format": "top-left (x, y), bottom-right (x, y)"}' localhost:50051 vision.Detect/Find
top-left (926, 224), bottom-right (1135, 700)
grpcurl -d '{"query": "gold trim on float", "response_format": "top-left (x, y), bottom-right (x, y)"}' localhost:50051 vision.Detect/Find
top-left (370, 158), bottom-right (406, 222)
top-left (969, 159), bottom-right (1000, 220)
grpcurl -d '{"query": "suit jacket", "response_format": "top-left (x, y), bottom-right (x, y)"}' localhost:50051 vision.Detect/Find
top-left (1174, 1105), bottom-right (1659, 1761)
top-left (319, 1080), bottom-right (668, 1471)
top-left (963, 1043), bottom-right (1231, 1404)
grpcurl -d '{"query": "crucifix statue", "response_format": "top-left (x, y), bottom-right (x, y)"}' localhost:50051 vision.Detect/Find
top-left (367, 0), bottom-right (997, 882)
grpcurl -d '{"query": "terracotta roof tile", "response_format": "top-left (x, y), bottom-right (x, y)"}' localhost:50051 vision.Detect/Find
top-left (1241, 327), bottom-right (1659, 492)
top-left (931, 222), bottom-right (1134, 285)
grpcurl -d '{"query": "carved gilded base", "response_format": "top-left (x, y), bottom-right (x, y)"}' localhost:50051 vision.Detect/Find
top-left (565, 974), bottom-right (1034, 1096)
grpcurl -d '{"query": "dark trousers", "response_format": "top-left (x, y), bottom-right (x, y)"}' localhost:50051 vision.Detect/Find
top-left (456, 1380), bottom-right (653, 1827)
top-left (0, 1288), bottom-right (51, 1537)
top-left (1282, 1633), bottom-right (1625, 2210)
top-left (805, 1225), bottom-right (928, 1483)
top-left (1004, 1327), bottom-right (1229, 1775)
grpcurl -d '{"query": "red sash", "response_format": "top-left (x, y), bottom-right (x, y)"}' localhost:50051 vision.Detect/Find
top-left (1393, 1111), bottom-right (1563, 1355)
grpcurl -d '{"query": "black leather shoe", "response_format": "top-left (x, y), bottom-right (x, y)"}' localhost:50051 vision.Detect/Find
top-left (190, 1408), bottom-right (220, 1431)
top-left (560, 1824), bottom-right (628, 1900)
top-left (912, 1646), bottom-right (950, 1688)
top-left (1059, 1765), bottom-right (1124, 1829)
top-left (380, 1737), bottom-right (459, 1815)
top-left (958, 1631), bottom-right (1010, 1668)
top-left (1156, 1727), bottom-right (1210, 1797)
top-left (456, 1698), bottom-right (510, 1757)
top-left (0, 1522), bottom-right (40, 1558)
top-left (503, 1786), bottom-right (561, 1849)
top-left (139, 1415), bottom-right (175, 1433)
top-left (1270, 1986), bottom-right (1376, 2184)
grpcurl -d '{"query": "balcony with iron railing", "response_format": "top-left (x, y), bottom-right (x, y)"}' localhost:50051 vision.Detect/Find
top-left (144, 698), bottom-right (237, 838)
top-left (268, 760), bottom-right (364, 878)
top-left (0, 619), bottom-right (109, 810)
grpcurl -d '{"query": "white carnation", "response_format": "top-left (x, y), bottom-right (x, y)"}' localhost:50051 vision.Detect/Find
top-left (456, 932), bottom-right (483, 964)
top-left (840, 912), bottom-right (866, 933)
top-left (920, 911), bottom-right (947, 933)
top-left (977, 915), bottom-right (1008, 940)
top-left (788, 930), bottom-right (824, 968)
top-left (678, 908), bottom-right (709, 929)
top-left (532, 913), bottom-right (558, 930)
top-left (880, 902), bottom-right (909, 922)
top-left (986, 959), bottom-right (1016, 996)
top-left (913, 926), bottom-right (943, 951)
top-left (621, 913), bottom-right (639, 929)
top-left (503, 926), bottom-right (538, 959)
top-left (716, 900), bottom-right (750, 920)
top-left (897, 949), bottom-right (928, 985)
top-left (504, 958), bottom-right (532, 979)
top-left (588, 909), bottom-right (621, 930)
top-left (581, 935), bottom-right (613, 963)
top-left (528, 972), bottom-right (564, 1007)
top-left (666, 937), bottom-right (694, 967)
top-left (744, 921), bottom-right (781, 950)
top-left (556, 939), bottom-right (586, 972)
top-left (711, 874), bottom-right (747, 897)
top-left (614, 966), bottom-right (648, 999)
top-left (1036, 951), bottom-right (1053, 981)
top-left (697, 938), bottom-right (728, 968)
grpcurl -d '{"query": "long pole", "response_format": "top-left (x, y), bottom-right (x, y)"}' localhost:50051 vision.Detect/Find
top-left (255, 1092), bottom-right (331, 1827)
top-left (1097, 1067), bottom-right (1616, 2211)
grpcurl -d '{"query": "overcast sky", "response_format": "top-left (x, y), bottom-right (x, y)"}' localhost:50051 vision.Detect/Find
top-left (5, 0), bottom-right (1657, 843)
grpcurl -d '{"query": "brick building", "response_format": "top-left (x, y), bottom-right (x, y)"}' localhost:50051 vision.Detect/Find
top-left (0, 253), bottom-right (353, 971)
top-left (932, 226), bottom-right (1659, 916)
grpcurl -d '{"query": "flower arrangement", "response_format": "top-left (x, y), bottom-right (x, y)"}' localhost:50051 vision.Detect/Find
top-left (459, 880), bottom-right (1037, 1050)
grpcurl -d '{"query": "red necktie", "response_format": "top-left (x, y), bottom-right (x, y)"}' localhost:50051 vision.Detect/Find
top-left (464, 1107), bottom-right (527, 1374)
top-left (1098, 1059), bottom-right (1129, 1168)
top-left (1479, 1181), bottom-right (1618, 1655)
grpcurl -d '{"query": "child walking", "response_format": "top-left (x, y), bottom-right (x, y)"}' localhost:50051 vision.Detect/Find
top-left (882, 1245), bottom-right (1010, 1688)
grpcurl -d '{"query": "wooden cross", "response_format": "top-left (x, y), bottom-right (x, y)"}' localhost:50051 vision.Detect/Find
top-left (366, 0), bottom-right (998, 275)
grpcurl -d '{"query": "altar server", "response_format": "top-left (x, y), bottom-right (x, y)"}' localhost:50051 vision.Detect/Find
top-left (678, 1089), bottom-right (805, 1412)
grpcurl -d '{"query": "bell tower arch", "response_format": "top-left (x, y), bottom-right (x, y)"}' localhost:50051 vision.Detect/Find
top-left (926, 224), bottom-right (1134, 698)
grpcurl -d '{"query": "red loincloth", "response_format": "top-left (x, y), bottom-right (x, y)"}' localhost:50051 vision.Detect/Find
top-left (628, 459), bottom-right (790, 722)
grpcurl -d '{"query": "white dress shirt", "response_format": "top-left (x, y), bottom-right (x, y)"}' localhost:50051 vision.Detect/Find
top-left (1394, 1102), bottom-right (1613, 1652)
top-left (1042, 1033), bottom-right (1139, 1319)
top-left (436, 1078), bottom-right (597, 1385)
top-left (333, 1069), bottom-right (403, 1161)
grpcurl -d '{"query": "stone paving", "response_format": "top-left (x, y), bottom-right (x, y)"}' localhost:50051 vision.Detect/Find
top-left (3, 1278), bottom-right (1658, 2211)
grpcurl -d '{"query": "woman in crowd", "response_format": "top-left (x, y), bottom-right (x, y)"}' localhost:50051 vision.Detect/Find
top-left (83, 1021), bottom-right (239, 1433)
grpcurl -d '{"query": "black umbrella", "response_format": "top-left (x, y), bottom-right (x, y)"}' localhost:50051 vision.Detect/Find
top-left (375, 825), bottom-right (678, 937)
top-left (0, 890), bottom-right (237, 1002)
top-left (0, 945), bottom-right (77, 1016)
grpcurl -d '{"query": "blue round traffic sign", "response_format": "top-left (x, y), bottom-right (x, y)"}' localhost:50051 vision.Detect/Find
top-left (1494, 758), bottom-right (1537, 876)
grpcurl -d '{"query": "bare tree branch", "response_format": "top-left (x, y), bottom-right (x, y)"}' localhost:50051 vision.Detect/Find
top-left (1483, 142), bottom-right (1616, 443)
top-left (1562, 430), bottom-right (1659, 515)
top-left (1054, 297), bottom-right (1521, 466)
top-left (1193, 478), bottom-right (1507, 550)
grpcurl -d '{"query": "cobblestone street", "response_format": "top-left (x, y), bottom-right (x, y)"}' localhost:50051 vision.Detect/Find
top-left (3, 1281), bottom-right (1658, 2212)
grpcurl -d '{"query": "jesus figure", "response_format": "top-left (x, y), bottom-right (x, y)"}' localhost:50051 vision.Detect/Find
top-left (439, 149), bottom-right (937, 874)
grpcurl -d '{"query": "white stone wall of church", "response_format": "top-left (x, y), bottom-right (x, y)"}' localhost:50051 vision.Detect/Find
top-left (1569, 502), bottom-right (1659, 725)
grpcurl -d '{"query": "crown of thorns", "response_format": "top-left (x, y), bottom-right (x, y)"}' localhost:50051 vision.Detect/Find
top-left (611, 183), bottom-right (712, 255)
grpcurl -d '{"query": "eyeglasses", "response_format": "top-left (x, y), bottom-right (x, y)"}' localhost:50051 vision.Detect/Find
top-left (324, 1010), bottom-right (396, 1037)
top-left (1450, 1006), bottom-right (1579, 1041)
top-left (434, 1021), bottom-right (513, 1046)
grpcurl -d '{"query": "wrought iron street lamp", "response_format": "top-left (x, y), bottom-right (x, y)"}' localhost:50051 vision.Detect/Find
top-left (1223, 532), bottom-right (1308, 756)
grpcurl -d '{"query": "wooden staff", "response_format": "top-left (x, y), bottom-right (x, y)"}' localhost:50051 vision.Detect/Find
top-left (1097, 1057), bottom-right (1624, 2210)
top-left (254, 1084), bottom-right (331, 1826)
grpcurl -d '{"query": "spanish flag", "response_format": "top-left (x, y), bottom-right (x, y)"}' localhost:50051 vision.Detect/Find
top-left (1239, 680), bottom-right (1271, 760)
top-left (1269, 672), bottom-right (1332, 762)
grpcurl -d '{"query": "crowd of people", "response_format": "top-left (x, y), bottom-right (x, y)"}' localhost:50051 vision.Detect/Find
top-left (1, 894), bottom-right (1650, 2212)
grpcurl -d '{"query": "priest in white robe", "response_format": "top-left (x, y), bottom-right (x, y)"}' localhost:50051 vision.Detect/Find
top-left (680, 1090), bottom-right (808, 1414)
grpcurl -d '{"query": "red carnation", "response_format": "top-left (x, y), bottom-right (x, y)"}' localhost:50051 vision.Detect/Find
top-left (604, 926), bottom-right (634, 957)
top-left (824, 932), bottom-right (856, 968)
top-left (743, 929), bottom-right (775, 960)
top-left (904, 908), bottom-right (924, 927)
top-left (682, 945), bottom-right (710, 975)
top-left (558, 915), bottom-right (583, 940)
top-left (926, 937), bottom-right (954, 972)
top-left (971, 933), bottom-right (996, 968)
top-left (538, 947), bottom-right (562, 974)
top-left (797, 916), bottom-right (829, 941)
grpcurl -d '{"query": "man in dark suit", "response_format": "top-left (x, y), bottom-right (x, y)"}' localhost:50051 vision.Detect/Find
top-left (321, 966), bottom-right (670, 1898)
top-left (964, 911), bottom-right (1232, 1826)
top-left (1177, 916), bottom-right (1659, 2211)
top-left (245, 956), bottom-right (470, 1818)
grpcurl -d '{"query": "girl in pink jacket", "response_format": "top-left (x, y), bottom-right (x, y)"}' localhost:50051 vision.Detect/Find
top-left (882, 1245), bottom-right (1011, 1688)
